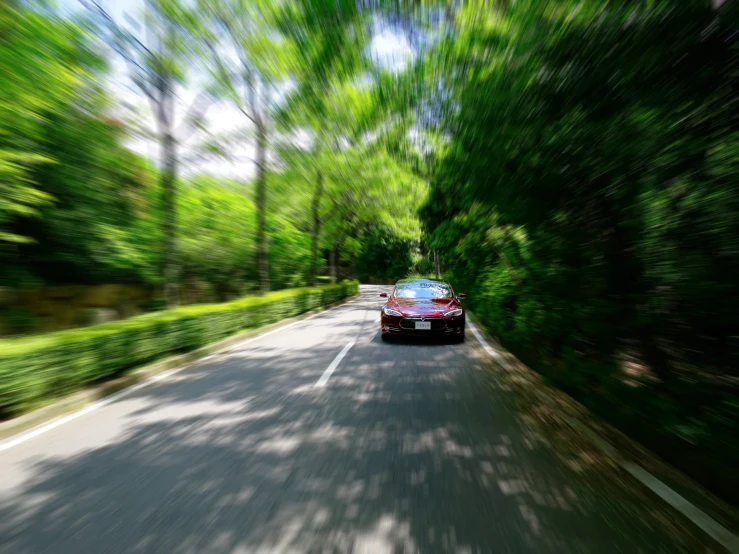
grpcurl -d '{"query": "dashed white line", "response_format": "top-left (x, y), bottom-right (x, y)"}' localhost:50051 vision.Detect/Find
top-left (315, 341), bottom-right (355, 387)
top-left (469, 319), bottom-right (739, 554)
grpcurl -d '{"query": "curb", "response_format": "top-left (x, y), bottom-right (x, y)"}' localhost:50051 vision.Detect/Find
top-left (0, 293), bottom-right (358, 444)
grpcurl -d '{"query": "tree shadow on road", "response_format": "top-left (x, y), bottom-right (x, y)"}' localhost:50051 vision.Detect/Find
top-left (0, 339), bottom-right (709, 553)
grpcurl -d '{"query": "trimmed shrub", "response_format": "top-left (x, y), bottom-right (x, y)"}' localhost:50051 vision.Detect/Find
top-left (0, 281), bottom-right (359, 418)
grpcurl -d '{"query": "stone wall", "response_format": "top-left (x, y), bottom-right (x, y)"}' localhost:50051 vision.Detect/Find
top-left (0, 285), bottom-right (155, 335)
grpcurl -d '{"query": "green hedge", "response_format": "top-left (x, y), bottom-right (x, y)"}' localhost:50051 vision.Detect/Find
top-left (0, 280), bottom-right (359, 419)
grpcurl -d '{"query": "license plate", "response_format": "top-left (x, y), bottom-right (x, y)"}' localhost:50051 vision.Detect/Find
top-left (415, 321), bottom-right (431, 330)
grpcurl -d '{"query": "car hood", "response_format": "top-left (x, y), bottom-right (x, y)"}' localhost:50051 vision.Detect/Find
top-left (390, 298), bottom-right (458, 317)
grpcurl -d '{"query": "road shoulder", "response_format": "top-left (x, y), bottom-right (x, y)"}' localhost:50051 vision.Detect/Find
top-left (467, 314), bottom-right (739, 553)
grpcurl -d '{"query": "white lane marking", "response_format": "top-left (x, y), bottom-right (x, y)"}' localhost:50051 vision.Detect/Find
top-left (315, 341), bottom-right (355, 387)
top-left (469, 320), bottom-right (739, 554)
top-left (0, 295), bottom-right (363, 453)
top-left (374, 317), bottom-right (380, 324)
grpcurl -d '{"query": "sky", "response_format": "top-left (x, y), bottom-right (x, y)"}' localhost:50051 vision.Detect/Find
top-left (58, 0), bottom-right (413, 179)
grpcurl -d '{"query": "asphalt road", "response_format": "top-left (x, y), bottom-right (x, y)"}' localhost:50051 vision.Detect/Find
top-left (0, 286), bottom-right (715, 553)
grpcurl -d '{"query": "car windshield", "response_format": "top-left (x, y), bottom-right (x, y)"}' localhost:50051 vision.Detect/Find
top-left (394, 282), bottom-right (453, 299)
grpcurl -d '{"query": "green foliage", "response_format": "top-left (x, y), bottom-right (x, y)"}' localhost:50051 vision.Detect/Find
top-left (0, 281), bottom-right (358, 418)
top-left (355, 227), bottom-right (414, 283)
top-left (178, 177), bottom-right (256, 296)
top-left (1, 0), bottom-right (425, 295)
top-left (0, 4), bottom-right (101, 244)
top-left (268, 213), bottom-right (313, 289)
top-left (13, 106), bottom-right (158, 285)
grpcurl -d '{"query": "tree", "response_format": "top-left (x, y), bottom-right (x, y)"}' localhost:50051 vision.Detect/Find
top-left (194, 0), bottom-right (297, 293)
top-left (275, 0), bottom-right (368, 285)
top-left (85, 0), bottom-right (203, 305)
top-left (276, 83), bottom-right (373, 285)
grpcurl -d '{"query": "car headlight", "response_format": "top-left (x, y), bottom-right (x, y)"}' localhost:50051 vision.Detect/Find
top-left (445, 308), bottom-right (463, 317)
top-left (382, 306), bottom-right (403, 317)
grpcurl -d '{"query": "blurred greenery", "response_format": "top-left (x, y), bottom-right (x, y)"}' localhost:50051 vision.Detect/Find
top-left (355, 227), bottom-right (414, 283)
top-left (0, 0), bottom-right (737, 502)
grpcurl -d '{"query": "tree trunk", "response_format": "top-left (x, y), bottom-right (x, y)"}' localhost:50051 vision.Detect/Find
top-left (329, 242), bottom-right (337, 284)
top-left (434, 249), bottom-right (440, 279)
top-left (161, 131), bottom-right (178, 306)
top-left (310, 169), bottom-right (324, 286)
top-left (255, 120), bottom-right (269, 293)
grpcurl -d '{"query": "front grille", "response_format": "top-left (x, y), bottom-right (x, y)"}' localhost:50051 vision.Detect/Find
top-left (399, 317), bottom-right (446, 330)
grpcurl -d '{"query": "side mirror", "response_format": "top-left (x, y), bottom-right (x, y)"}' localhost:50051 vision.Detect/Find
top-left (457, 293), bottom-right (466, 300)
top-left (379, 292), bottom-right (388, 298)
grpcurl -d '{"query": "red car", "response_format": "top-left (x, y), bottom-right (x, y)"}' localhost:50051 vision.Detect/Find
top-left (380, 278), bottom-right (466, 342)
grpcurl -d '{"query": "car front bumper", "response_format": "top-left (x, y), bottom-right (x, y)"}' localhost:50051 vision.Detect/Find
top-left (380, 314), bottom-right (465, 337)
